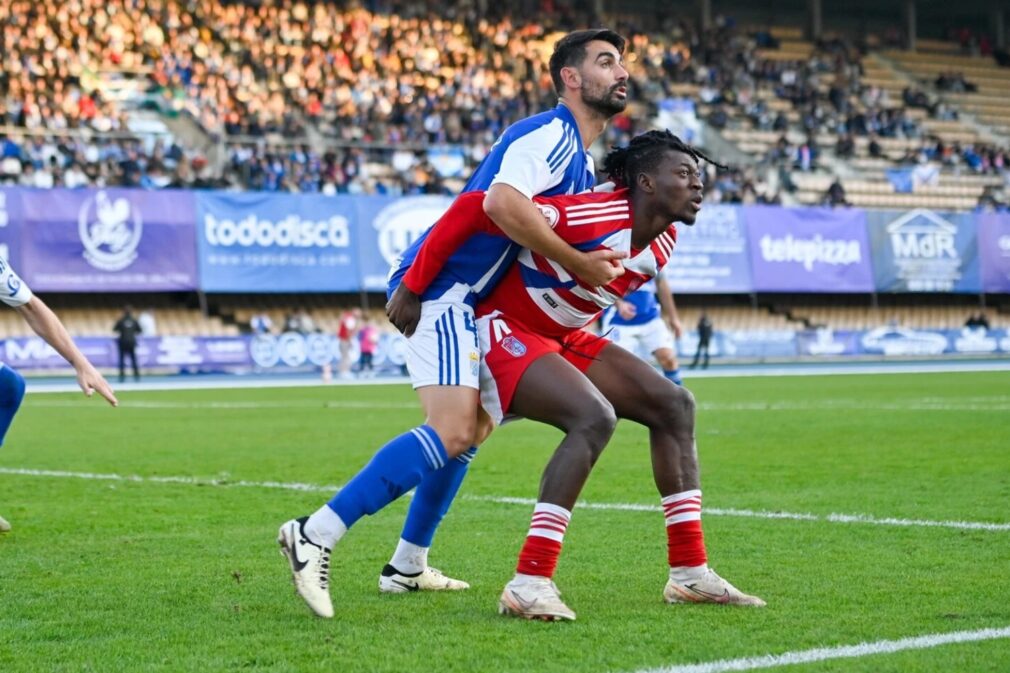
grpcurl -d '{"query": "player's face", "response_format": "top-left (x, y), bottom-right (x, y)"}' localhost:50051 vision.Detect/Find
top-left (576, 41), bottom-right (629, 117)
top-left (653, 151), bottom-right (704, 225)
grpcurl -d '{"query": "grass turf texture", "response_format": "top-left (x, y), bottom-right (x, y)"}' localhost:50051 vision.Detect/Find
top-left (1, 371), bottom-right (1008, 673)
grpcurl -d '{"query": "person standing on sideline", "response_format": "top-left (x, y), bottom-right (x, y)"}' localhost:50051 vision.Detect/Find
top-left (690, 311), bottom-right (713, 369)
top-left (1, 256), bottom-right (117, 532)
top-left (358, 319), bottom-right (380, 377)
top-left (337, 308), bottom-right (361, 379)
top-left (113, 306), bottom-right (143, 383)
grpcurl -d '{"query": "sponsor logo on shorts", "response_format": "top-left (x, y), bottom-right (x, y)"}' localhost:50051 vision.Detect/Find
top-left (469, 351), bottom-right (480, 375)
top-left (501, 336), bottom-right (527, 357)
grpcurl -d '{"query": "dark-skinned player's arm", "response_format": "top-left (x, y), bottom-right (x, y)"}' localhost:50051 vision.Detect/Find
top-left (387, 192), bottom-right (502, 336)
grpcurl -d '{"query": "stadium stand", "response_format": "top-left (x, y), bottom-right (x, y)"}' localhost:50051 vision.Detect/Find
top-left (2, 3), bottom-right (1008, 202)
top-left (1, 1), bottom-right (1008, 358)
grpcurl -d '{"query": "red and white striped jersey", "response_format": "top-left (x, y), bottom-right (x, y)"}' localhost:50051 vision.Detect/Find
top-left (477, 190), bottom-right (677, 337)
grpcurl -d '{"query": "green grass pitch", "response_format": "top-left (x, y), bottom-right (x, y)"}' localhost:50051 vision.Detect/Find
top-left (1, 371), bottom-right (1009, 672)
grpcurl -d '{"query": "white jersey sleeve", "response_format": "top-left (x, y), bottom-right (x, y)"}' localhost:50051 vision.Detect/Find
top-left (0, 257), bottom-right (33, 308)
top-left (489, 118), bottom-right (579, 199)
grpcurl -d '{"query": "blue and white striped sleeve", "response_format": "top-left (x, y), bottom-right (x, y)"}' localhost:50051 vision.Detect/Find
top-left (0, 257), bottom-right (32, 308)
top-left (490, 119), bottom-right (579, 199)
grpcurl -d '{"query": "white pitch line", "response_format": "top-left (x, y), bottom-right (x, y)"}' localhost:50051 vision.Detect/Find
top-left (22, 398), bottom-right (1010, 412)
top-left (631, 625), bottom-right (1010, 673)
top-left (2, 467), bottom-right (1008, 532)
top-left (23, 400), bottom-right (419, 410)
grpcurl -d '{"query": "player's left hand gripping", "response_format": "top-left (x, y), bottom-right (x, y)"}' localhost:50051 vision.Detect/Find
top-left (573, 249), bottom-right (627, 287)
top-left (386, 283), bottom-right (422, 337)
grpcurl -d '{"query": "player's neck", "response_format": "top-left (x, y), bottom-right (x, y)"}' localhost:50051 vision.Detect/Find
top-left (629, 194), bottom-right (672, 250)
top-left (559, 99), bottom-right (608, 149)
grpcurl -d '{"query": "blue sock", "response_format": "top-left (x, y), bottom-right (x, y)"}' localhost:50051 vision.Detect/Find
top-left (401, 446), bottom-right (477, 547)
top-left (664, 368), bottom-right (683, 386)
top-left (0, 366), bottom-right (26, 447)
top-left (327, 425), bottom-right (448, 530)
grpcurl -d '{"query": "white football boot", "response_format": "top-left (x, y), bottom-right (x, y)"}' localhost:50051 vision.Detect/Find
top-left (379, 564), bottom-right (470, 593)
top-left (278, 517), bottom-right (334, 618)
top-left (0, 514), bottom-right (10, 533)
top-left (664, 568), bottom-right (765, 606)
top-left (498, 575), bottom-right (576, 621)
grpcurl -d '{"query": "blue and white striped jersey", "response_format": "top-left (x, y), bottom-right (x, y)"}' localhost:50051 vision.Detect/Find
top-left (605, 280), bottom-right (661, 327)
top-left (388, 103), bottom-right (595, 304)
top-left (0, 257), bottom-right (32, 309)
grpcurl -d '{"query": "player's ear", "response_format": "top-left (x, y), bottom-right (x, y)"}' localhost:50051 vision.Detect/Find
top-left (560, 66), bottom-right (581, 90)
top-left (636, 171), bottom-right (654, 194)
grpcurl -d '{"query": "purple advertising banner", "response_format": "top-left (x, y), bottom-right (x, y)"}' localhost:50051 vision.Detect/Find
top-left (18, 188), bottom-right (198, 291)
top-left (977, 212), bottom-right (1010, 293)
top-left (0, 187), bottom-right (23, 267)
top-left (0, 336), bottom-right (247, 370)
top-left (745, 206), bottom-right (874, 292)
top-left (2, 333), bottom-right (410, 372)
top-left (663, 205), bottom-right (753, 293)
top-left (866, 209), bottom-right (979, 293)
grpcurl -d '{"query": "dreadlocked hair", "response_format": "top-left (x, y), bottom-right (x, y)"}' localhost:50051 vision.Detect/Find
top-left (602, 130), bottom-right (726, 192)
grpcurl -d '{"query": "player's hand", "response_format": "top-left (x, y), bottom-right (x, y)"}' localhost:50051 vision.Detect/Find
top-left (76, 362), bottom-right (118, 407)
top-left (669, 318), bottom-right (684, 339)
top-left (571, 249), bottom-right (627, 287)
top-left (386, 283), bottom-right (422, 337)
top-left (617, 300), bottom-right (637, 320)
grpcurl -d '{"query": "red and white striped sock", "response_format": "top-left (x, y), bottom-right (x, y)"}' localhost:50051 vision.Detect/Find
top-left (662, 489), bottom-right (708, 579)
top-left (516, 502), bottom-right (572, 578)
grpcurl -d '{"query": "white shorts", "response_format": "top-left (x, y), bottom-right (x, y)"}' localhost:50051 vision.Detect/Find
top-left (406, 285), bottom-right (481, 389)
top-left (604, 316), bottom-right (675, 359)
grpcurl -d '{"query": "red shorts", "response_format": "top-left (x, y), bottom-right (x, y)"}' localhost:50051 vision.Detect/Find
top-left (476, 311), bottom-right (611, 424)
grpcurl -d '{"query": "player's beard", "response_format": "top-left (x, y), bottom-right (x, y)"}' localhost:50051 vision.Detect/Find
top-left (581, 81), bottom-right (627, 118)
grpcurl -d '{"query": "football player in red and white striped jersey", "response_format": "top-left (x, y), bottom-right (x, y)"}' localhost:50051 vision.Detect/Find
top-left (475, 131), bottom-right (766, 620)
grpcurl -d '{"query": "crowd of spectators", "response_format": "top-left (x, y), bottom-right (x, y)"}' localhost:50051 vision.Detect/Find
top-left (2, 0), bottom-right (1009, 195)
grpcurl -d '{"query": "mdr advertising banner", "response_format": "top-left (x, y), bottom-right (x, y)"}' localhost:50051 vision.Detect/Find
top-left (196, 192), bottom-right (360, 292)
top-left (866, 208), bottom-right (980, 292)
top-left (745, 206), bottom-right (874, 292)
top-left (17, 188), bottom-right (199, 291)
top-left (976, 212), bottom-right (1010, 293)
top-left (664, 204), bottom-right (753, 293)
top-left (355, 195), bottom-right (454, 292)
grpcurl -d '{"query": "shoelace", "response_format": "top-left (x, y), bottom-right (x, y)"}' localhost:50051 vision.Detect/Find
top-left (317, 549), bottom-right (331, 589)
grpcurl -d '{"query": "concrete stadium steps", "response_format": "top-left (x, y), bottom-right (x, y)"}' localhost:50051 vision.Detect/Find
top-left (786, 302), bottom-right (1008, 331)
top-left (674, 306), bottom-right (795, 332)
top-left (884, 44), bottom-right (1010, 138)
top-left (0, 304), bottom-right (239, 339)
top-left (214, 295), bottom-right (388, 335)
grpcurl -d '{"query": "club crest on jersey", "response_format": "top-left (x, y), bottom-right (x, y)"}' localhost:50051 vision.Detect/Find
top-left (501, 335), bottom-right (527, 357)
top-left (536, 204), bottom-right (560, 229)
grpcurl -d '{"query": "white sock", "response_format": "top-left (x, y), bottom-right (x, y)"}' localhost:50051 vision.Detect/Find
top-left (389, 538), bottom-right (429, 574)
top-left (512, 573), bottom-right (547, 585)
top-left (669, 563), bottom-right (708, 583)
top-left (304, 505), bottom-right (348, 548)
